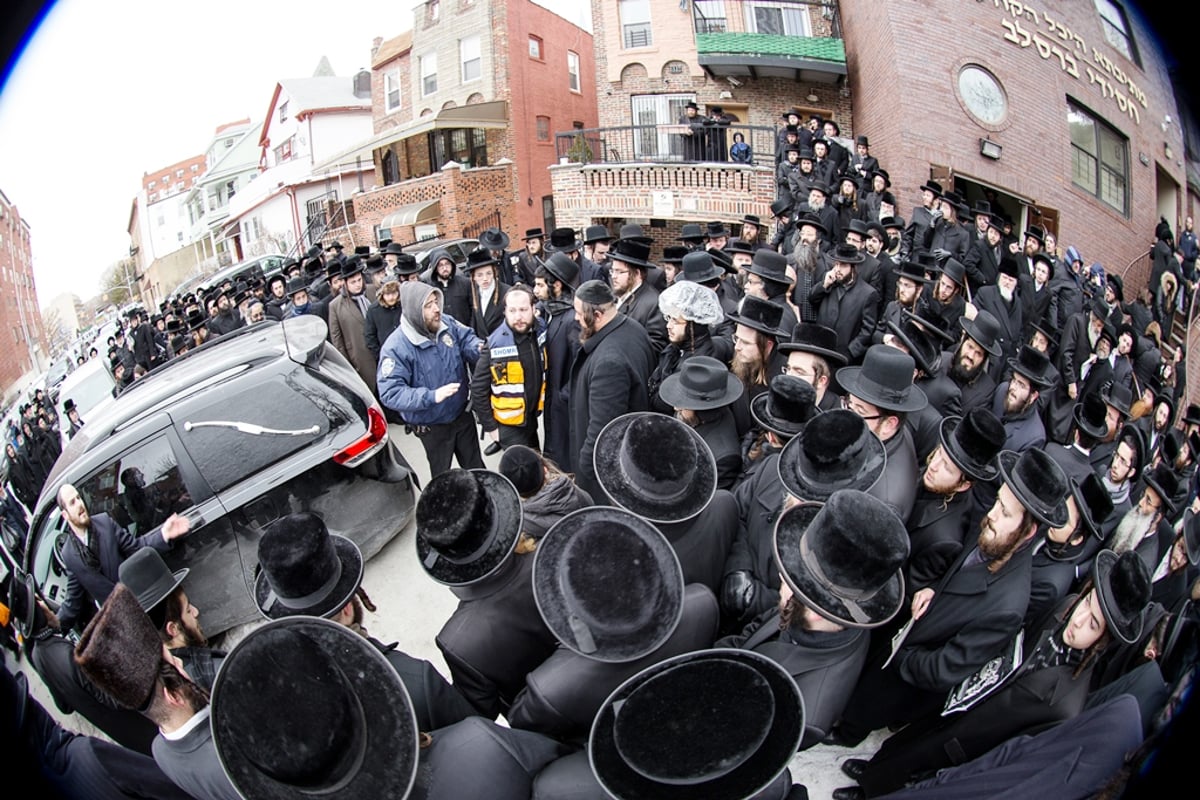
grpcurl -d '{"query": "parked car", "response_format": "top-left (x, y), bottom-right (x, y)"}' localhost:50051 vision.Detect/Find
top-left (25, 316), bottom-right (417, 636)
top-left (409, 237), bottom-right (479, 275)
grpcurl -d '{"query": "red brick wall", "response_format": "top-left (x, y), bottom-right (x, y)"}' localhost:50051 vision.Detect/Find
top-left (0, 195), bottom-right (47, 393)
top-left (840, 0), bottom-right (1186, 298)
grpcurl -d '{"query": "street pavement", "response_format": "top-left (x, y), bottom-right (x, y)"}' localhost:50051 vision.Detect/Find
top-left (7, 421), bottom-right (888, 799)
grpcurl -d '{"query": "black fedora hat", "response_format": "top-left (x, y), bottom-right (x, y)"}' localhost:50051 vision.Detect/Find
top-left (837, 345), bottom-right (928, 413)
top-left (415, 469), bottom-right (523, 586)
top-left (546, 227), bottom-right (582, 253)
top-left (939, 409), bottom-right (1006, 483)
top-left (1073, 392), bottom-right (1109, 440)
top-left (708, 246), bottom-right (736, 275)
top-left (661, 245), bottom-right (689, 265)
top-left (479, 227), bottom-right (511, 250)
top-left (589, 649), bottom-right (803, 799)
top-left (1184, 508), bottom-right (1200, 565)
top-left (382, 241), bottom-right (406, 256)
top-left (619, 223), bottom-right (651, 242)
top-left (971, 198), bottom-right (992, 218)
top-left (745, 249), bottom-right (790, 286)
top-left (1007, 344), bottom-right (1055, 389)
top-left (769, 198), bottom-right (793, 219)
top-left (676, 255), bottom-right (720, 286)
top-left (6, 567), bottom-right (37, 638)
top-left (774, 491), bottom-right (908, 628)
top-left (895, 259), bottom-right (931, 286)
top-left (678, 223), bottom-right (705, 242)
top-left (254, 512), bottom-right (363, 620)
top-left (996, 449), bottom-right (1070, 528)
top-left (522, 227), bottom-right (545, 241)
top-left (1023, 224), bottom-right (1045, 246)
top-left (1181, 403), bottom-right (1200, 428)
top-left (805, 180), bottom-right (831, 198)
top-left (778, 409), bottom-right (886, 501)
top-left (544, 252), bottom-right (581, 288)
top-left (830, 242), bottom-right (864, 266)
top-left (1092, 549), bottom-right (1151, 645)
top-left (1101, 381), bottom-right (1133, 419)
top-left (885, 317), bottom-right (940, 376)
top-left (658, 356), bottom-right (743, 412)
top-left (339, 258), bottom-right (364, 279)
top-left (595, 413), bottom-right (717, 523)
top-left (584, 224), bottom-right (615, 244)
top-left (1115, 423), bottom-right (1146, 477)
top-left (1073, 473), bottom-right (1115, 539)
top-left (872, 168), bottom-right (891, 188)
top-left (778, 322), bottom-right (848, 366)
top-left (1141, 463), bottom-right (1179, 516)
top-left (939, 257), bottom-right (966, 286)
top-left (741, 213), bottom-right (763, 227)
top-left (62, 397), bottom-right (78, 414)
top-left (118, 547), bottom-right (189, 615)
top-left (919, 179), bottom-right (943, 197)
top-left (959, 310), bottom-right (1003, 358)
top-left (211, 617), bottom-right (418, 800)
top-left (704, 220), bottom-right (730, 239)
top-left (1031, 252), bottom-right (1055, 281)
top-left (394, 253), bottom-right (421, 276)
top-left (751, 374), bottom-right (818, 440)
top-left (353, 245), bottom-right (370, 256)
top-left (285, 276), bottom-right (310, 299)
top-left (728, 295), bottom-right (784, 339)
top-left (726, 240), bottom-right (755, 256)
top-left (534, 507), bottom-right (684, 662)
top-left (466, 248), bottom-right (499, 272)
top-left (609, 238), bottom-right (654, 271)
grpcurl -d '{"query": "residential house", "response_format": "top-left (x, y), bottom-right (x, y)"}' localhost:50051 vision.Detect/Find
top-left (184, 119), bottom-right (261, 271)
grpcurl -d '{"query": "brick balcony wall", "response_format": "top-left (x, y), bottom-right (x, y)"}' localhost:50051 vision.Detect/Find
top-left (349, 162), bottom-right (515, 244)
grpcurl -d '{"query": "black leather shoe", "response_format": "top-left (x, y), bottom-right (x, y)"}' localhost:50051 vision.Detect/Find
top-left (841, 758), bottom-right (869, 782)
top-left (832, 787), bottom-right (866, 800)
top-left (822, 727), bottom-right (863, 748)
top-left (483, 440), bottom-right (502, 456)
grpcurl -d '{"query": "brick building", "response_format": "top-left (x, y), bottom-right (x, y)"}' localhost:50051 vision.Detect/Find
top-left (550, 0), bottom-right (850, 252)
top-left (0, 188), bottom-right (48, 400)
top-left (316, 0), bottom-right (597, 247)
top-left (839, 0), bottom-right (1190, 295)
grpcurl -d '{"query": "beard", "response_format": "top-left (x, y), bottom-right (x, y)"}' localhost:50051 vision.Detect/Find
top-left (998, 284), bottom-right (1014, 302)
top-left (809, 195), bottom-right (825, 211)
top-left (1109, 506), bottom-right (1156, 554)
top-left (949, 352), bottom-right (986, 384)
top-left (978, 515), bottom-right (1029, 564)
top-left (793, 240), bottom-right (819, 275)
top-left (1003, 390), bottom-right (1032, 416)
top-left (179, 622), bottom-right (208, 649)
top-left (730, 351), bottom-right (764, 386)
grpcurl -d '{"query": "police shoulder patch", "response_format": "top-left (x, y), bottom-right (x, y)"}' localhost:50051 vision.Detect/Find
top-left (381, 357), bottom-right (395, 377)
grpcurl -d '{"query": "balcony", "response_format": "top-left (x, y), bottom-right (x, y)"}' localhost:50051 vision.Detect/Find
top-left (555, 124), bottom-right (779, 167)
top-left (693, 0), bottom-right (846, 83)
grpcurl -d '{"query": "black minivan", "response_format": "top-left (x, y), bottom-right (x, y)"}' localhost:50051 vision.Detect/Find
top-left (24, 316), bottom-right (416, 635)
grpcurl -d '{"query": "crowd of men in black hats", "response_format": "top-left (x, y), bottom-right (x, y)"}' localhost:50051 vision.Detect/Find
top-left (4, 124), bottom-right (1200, 796)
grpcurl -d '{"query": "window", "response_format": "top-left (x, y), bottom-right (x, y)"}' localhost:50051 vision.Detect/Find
top-left (384, 70), bottom-right (402, 112)
top-left (1094, 0), bottom-right (1138, 64)
top-left (631, 94), bottom-right (696, 159)
top-left (279, 101), bottom-right (289, 123)
top-left (149, 179), bottom-right (156, 187)
top-left (1069, 103), bottom-right (1128, 215)
top-left (536, 116), bottom-right (551, 141)
top-left (693, 0), bottom-right (728, 34)
top-left (225, 179), bottom-right (237, 199)
top-left (77, 437), bottom-right (193, 537)
top-left (190, 164), bottom-right (198, 172)
top-left (744, 2), bottom-right (810, 36)
top-left (620, 0), bottom-right (652, 48)
top-left (427, 0), bottom-right (440, 22)
top-left (460, 35), bottom-right (481, 83)
top-left (421, 52), bottom-right (438, 96)
top-left (223, 138), bottom-right (235, 148)
top-left (428, 127), bottom-right (488, 169)
top-left (567, 50), bottom-right (581, 93)
top-left (148, 192), bottom-right (157, 202)
top-left (176, 169), bottom-right (184, 177)
top-left (274, 137), bottom-right (293, 163)
top-left (529, 35), bottom-right (542, 60)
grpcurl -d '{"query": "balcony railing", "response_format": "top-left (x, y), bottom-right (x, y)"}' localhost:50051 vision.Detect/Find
top-left (693, 0), bottom-right (842, 39)
top-left (555, 124), bottom-right (781, 168)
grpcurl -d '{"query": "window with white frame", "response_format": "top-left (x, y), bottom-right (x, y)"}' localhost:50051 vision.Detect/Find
top-left (279, 101), bottom-right (289, 123)
top-left (1094, 0), bottom-right (1138, 64)
top-left (421, 52), bottom-right (438, 96)
top-left (385, 70), bottom-right (402, 112)
top-left (529, 35), bottom-right (543, 59)
top-left (567, 50), bottom-right (581, 93)
top-left (620, 0), bottom-right (652, 49)
top-left (461, 35), bottom-right (481, 83)
top-left (744, 2), bottom-right (811, 36)
top-left (631, 94), bottom-right (696, 159)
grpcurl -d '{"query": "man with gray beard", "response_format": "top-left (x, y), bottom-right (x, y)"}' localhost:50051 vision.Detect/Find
top-left (789, 219), bottom-right (824, 321)
top-left (1106, 463), bottom-right (1177, 573)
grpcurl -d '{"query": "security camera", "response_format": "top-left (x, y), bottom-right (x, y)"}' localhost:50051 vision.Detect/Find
top-left (727, 76), bottom-right (742, 87)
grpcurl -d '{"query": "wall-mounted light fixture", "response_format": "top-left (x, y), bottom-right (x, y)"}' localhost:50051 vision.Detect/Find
top-left (980, 138), bottom-right (1002, 160)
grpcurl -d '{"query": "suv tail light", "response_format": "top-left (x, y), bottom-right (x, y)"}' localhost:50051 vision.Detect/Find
top-left (333, 406), bottom-right (389, 467)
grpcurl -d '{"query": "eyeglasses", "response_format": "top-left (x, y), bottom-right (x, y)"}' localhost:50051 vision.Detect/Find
top-left (841, 396), bottom-right (882, 422)
top-left (781, 364), bottom-right (813, 378)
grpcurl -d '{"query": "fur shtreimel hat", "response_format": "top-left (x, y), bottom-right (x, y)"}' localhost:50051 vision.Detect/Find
top-left (778, 409), bottom-right (886, 501)
top-left (415, 469), bottom-right (523, 586)
top-left (74, 583), bottom-right (161, 711)
top-left (1093, 549), bottom-right (1151, 645)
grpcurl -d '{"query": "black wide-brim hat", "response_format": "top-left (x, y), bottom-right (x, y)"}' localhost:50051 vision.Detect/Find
top-left (750, 374), bottom-right (817, 440)
top-left (254, 528), bottom-right (363, 620)
top-left (1073, 473), bottom-right (1114, 539)
top-left (1142, 464), bottom-right (1179, 517)
top-left (1006, 346), bottom-right (1055, 390)
top-left (727, 295), bottom-right (784, 339)
top-left (778, 322), bottom-right (848, 365)
top-left (939, 415), bottom-right (1001, 483)
top-left (658, 356), bottom-right (744, 411)
top-left (589, 649), bottom-right (803, 800)
top-left (545, 228), bottom-right (583, 253)
top-left (595, 413), bottom-right (717, 523)
top-left (774, 494), bottom-right (907, 628)
top-left (1184, 508), bottom-right (1200, 566)
top-left (212, 617), bottom-right (418, 800)
top-left (959, 312), bottom-right (1003, 358)
top-left (1072, 394), bottom-right (1109, 441)
top-left (534, 507), bottom-right (684, 662)
top-left (415, 469), bottom-right (523, 586)
top-left (997, 450), bottom-right (1070, 528)
top-left (1101, 382), bottom-right (1133, 419)
top-left (118, 546), bottom-right (189, 614)
top-left (479, 228), bottom-right (511, 250)
top-left (837, 347), bottom-right (928, 413)
top-left (778, 410), bottom-right (886, 501)
top-left (7, 568), bottom-right (36, 637)
top-left (1092, 550), bottom-right (1150, 645)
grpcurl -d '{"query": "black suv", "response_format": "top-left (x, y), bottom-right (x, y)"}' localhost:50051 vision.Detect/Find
top-left (24, 316), bottom-right (416, 635)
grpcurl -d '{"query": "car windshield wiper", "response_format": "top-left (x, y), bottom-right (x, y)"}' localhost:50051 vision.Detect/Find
top-left (183, 420), bottom-right (320, 436)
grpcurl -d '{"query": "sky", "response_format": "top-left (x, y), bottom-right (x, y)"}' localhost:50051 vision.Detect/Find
top-left (0, 0), bottom-right (590, 310)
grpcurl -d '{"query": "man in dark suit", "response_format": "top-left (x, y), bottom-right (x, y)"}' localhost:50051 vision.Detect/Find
top-left (809, 243), bottom-right (879, 365)
top-left (568, 281), bottom-right (657, 501)
top-left (827, 449), bottom-right (1071, 746)
top-left (610, 239), bottom-right (667, 352)
top-left (55, 483), bottom-right (189, 633)
top-left (1046, 296), bottom-right (1109, 444)
top-left (972, 258), bottom-right (1024, 381)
